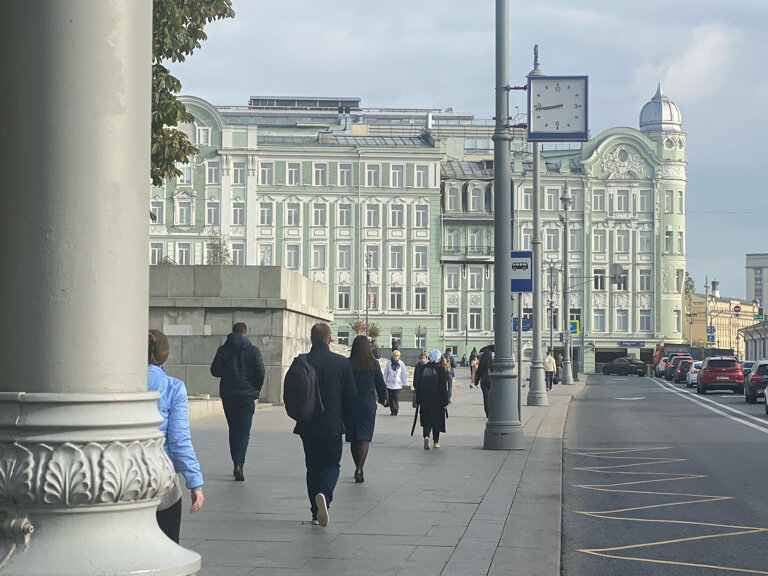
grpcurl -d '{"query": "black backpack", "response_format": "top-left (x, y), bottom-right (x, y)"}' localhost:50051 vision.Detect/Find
top-left (283, 354), bottom-right (324, 422)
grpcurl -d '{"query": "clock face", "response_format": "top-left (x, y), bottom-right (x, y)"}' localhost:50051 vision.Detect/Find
top-left (527, 75), bottom-right (588, 141)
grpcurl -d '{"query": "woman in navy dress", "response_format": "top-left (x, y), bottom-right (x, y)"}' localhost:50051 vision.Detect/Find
top-left (347, 335), bottom-right (388, 483)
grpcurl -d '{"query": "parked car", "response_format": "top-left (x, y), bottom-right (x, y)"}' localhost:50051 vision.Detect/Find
top-left (686, 361), bottom-right (702, 388)
top-left (675, 359), bottom-right (693, 383)
top-left (744, 360), bottom-right (768, 404)
top-left (666, 355), bottom-right (693, 381)
top-left (741, 360), bottom-right (757, 385)
top-left (665, 353), bottom-right (691, 380)
top-left (602, 357), bottom-right (646, 376)
top-left (655, 356), bottom-right (668, 377)
top-left (697, 356), bottom-right (743, 395)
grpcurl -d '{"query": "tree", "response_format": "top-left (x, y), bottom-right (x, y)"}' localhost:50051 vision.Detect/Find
top-left (205, 230), bottom-right (232, 265)
top-left (684, 272), bottom-right (695, 298)
top-left (351, 321), bottom-right (367, 335)
top-left (367, 323), bottom-right (380, 340)
top-left (151, 0), bottom-right (234, 187)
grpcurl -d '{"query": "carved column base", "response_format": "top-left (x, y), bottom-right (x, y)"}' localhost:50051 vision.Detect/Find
top-left (0, 392), bottom-right (201, 576)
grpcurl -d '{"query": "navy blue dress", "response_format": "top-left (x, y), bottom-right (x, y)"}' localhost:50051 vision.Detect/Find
top-left (346, 363), bottom-right (387, 442)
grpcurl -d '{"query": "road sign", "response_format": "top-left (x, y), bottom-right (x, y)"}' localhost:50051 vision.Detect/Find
top-left (733, 305), bottom-right (741, 313)
top-left (569, 320), bottom-right (580, 335)
top-left (512, 318), bottom-right (531, 332)
top-left (706, 334), bottom-right (715, 343)
top-left (706, 325), bottom-right (715, 334)
top-left (510, 251), bottom-right (533, 293)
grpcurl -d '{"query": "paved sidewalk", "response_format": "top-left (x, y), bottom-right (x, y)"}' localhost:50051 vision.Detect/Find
top-left (182, 367), bottom-right (587, 576)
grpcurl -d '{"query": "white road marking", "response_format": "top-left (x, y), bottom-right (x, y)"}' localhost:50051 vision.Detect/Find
top-left (615, 397), bottom-right (646, 401)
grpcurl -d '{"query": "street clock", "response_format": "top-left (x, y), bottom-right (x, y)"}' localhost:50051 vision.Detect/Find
top-left (527, 75), bottom-right (588, 142)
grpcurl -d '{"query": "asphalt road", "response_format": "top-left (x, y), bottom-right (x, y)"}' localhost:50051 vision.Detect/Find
top-left (562, 374), bottom-right (768, 576)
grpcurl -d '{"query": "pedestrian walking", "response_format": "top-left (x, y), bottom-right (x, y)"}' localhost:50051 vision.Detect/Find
top-left (413, 351), bottom-right (428, 390)
top-left (210, 322), bottom-right (265, 482)
top-left (347, 335), bottom-right (388, 483)
top-left (148, 330), bottom-right (204, 543)
top-left (555, 353), bottom-right (563, 384)
top-left (443, 348), bottom-right (456, 402)
top-left (544, 350), bottom-right (556, 391)
top-left (474, 348), bottom-right (494, 417)
top-left (415, 349), bottom-right (449, 449)
top-left (383, 349), bottom-right (407, 415)
top-left (469, 347), bottom-right (479, 387)
top-left (294, 323), bottom-right (356, 527)
top-left (391, 337), bottom-right (399, 351)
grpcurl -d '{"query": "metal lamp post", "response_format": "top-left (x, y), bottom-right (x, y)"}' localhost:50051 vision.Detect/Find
top-left (545, 258), bottom-right (560, 354)
top-left (559, 184), bottom-right (574, 385)
top-left (365, 252), bottom-right (371, 337)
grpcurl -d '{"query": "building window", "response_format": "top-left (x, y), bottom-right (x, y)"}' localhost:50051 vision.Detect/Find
top-left (570, 188), bottom-right (583, 211)
top-left (522, 188), bottom-right (533, 210)
top-left (178, 163), bottom-right (192, 185)
top-left (640, 309), bottom-right (652, 332)
top-left (338, 203), bottom-right (352, 226)
top-left (469, 188), bottom-right (482, 211)
top-left (676, 268), bottom-right (684, 293)
top-left (665, 190), bottom-right (673, 213)
top-left (365, 245), bottom-right (380, 268)
top-left (391, 165), bottom-right (404, 188)
top-left (260, 162), bottom-right (273, 185)
top-left (664, 230), bottom-right (673, 253)
top-left (365, 204), bottom-right (380, 227)
top-left (446, 229), bottom-right (460, 251)
top-left (594, 269), bottom-right (605, 290)
top-left (639, 230), bottom-right (651, 252)
top-left (545, 229), bottom-right (559, 251)
top-left (313, 203), bottom-right (327, 227)
top-left (313, 163), bottom-right (327, 186)
top-left (469, 267), bottom-right (483, 290)
top-left (616, 189), bottom-right (630, 212)
top-left (390, 287), bottom-right (403, 310)
top-left (616, 309), bottom-right (629, 332)
top-left (415, 205), bottom-right (428, 228)
top-left (446, 187), bottom-right (459, 211)
top-left (593, 189), bottom-right (605, 211)
top-left (338, 163), bottom-right (353, 187)
top-left (391, 204), bottom-right (404, 228)
top-left (366, 164), bottom-right (380, 187)
top-left (197, 127), bottom-right (210, 146)
top-left (639, 269), bottom-right (652, 291)
top-left (446, 308), bottom-right (459, 330)
top-left (206, 201), bottom-right (220, 226)
top-left (615, 272), bottom-right (628, 291)
top-left (151, 200), bottom-right (164, 224)
top-left (286, 203), bottom-right (300, 226)
top-left (259, 244), bottom-right (273, 266)
top-left (337, 330), bottom-right (350, 345)
top-left (390, 245), bottom-right (404, 270)
top-left (337, 287), bottom-right (351, 310)
top-left (150, 243), bottom-right (163, 265)
top-left (639, 190), bottom-right (652, 212)
top-left (415, 287), bottom-right (428, 311)
top-left (285, 244), bottom-right (300, 269)
top-left (593, 309), bottom-right (606, 332)
top-left (232, 162), bottom-right (246, 185)
top-left (312, 244), bottom-right (326, 269)
top-left (259, 202), bottom-right (273, 226)
top-left (232, 202), bottom-right (245, 226)
top-left (177, 243), bottom-right (191, 265)
top-left (446, 266), bottom-right (460, 290)
top-left (231, 243), bottom-right (245, 265)
top-left (415, 165), bottom-right (428, 188)
top-left (207, 161), bottom-right (220, 184)
top-left (674, 309), bottom-right (682, 332)
top-left (546, 268), bottom-right (559, 292)
top-left (469, 308), bottom-right (482, 330)
top-left (414, 245), bottom-right (428, 270)
top-left (469, 229), bottom-right (483, 253)
top-left (569, 229), bottom-right (583, 252)
top-left (522, 228), bottom-right (532, 250)
top-left (677, 190), bottom-right (684, 213)
top-left (677, 231), bottom-right (684, 254)
top-left (337, 245), bottom-right (351, 270)
top-left (546, 188), bottom-right (559, 211)
top-left (367, 288), bottom-right (379, 310)
top-left (593, 230), bottom-right (606, 252)
top-left (287, 163), bottom-right (301, 186)
top-left (616, 230), bottom-right (630, 253)
top-left (175, 199), bottom-right (192, 226)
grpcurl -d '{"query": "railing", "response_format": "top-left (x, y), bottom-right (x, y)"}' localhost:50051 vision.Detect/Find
top-left (441, 246), bottom-right (494, 258)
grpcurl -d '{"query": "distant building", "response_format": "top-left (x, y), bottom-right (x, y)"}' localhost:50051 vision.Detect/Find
top-left (686, 285), bottom-right (759, 358)
top-left (746, 253), bottom-right (767, 305)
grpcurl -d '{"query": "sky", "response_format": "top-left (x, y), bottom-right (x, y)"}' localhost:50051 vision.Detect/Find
top-left (169, 0), bottom-right (768, 301)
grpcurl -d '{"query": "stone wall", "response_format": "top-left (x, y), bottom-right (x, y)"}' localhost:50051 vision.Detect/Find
top-left (149, 265), bottom-right (331, 404)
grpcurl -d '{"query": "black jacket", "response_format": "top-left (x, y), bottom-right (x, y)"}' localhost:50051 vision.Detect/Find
top-left (210, 332), bottom-right (265, 400)
top-left (294, 342), bottom-right (357, 437)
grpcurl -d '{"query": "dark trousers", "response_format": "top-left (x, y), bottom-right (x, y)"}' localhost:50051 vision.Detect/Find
top-left (446, 374), bottom-right (454, 402)
top-left (421, 410), bottom-right (440, 442)
top-left (222, 396), bottom-right (255, 466)
top-left (481, 380), bottom-right (491, 417)
top-left (387, 388), bottom-right (400, 415)
top-left (300, 434), bottom-right (342, 519)
top-left (156, 497), bottom-right (182, 543)
top-left (545, 371), bottom-right (554, 391)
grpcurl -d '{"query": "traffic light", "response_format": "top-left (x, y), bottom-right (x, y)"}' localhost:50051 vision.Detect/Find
top-left (755, 307), bottom-right (764, 320)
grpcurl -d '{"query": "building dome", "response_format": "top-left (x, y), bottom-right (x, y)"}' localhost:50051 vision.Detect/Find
top-left (639, 84), bottom-right (682, 132)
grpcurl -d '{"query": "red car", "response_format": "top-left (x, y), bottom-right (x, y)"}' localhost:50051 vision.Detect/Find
top-left (697, 356), bottom-right (744, 395)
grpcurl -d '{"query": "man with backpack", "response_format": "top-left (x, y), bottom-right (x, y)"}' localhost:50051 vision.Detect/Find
top-left (210, 322), bottom-right (265, 482)
top-left (292, 323), bottom-right (356, 527)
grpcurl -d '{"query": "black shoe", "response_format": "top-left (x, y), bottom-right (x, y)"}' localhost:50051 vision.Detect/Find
top-left (354, 470), bottom-right (364, 483)
top-left (233, 464), bottom-right (245, 481)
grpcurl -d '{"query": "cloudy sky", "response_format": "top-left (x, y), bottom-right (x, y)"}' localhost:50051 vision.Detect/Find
top-left (170, 0), bottom-right (768, 300)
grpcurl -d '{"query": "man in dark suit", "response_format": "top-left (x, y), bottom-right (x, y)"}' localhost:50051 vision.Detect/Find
top-left (210, 322), bottom-right (265, 481)
top-left (294, 323), bottom-right (356, 527)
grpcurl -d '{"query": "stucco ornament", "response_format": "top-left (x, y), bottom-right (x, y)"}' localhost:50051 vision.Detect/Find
top-left (593, 293), bottom-right (608, 307)
top-left (602, 146), bottom-right (644, 179)
top-left (656, 165), bottom-right (686, 180)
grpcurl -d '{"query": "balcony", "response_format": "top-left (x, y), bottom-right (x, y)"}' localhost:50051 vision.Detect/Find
top-left (441, 245), bottom-right (494, 263)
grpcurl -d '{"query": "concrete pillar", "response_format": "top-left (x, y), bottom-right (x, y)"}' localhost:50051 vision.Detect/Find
top-left (0, 2), bottom-right (200, 574)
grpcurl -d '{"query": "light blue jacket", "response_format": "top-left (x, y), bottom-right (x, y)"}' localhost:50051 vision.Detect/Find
top-left (147, 365), bottom-right (204, 489)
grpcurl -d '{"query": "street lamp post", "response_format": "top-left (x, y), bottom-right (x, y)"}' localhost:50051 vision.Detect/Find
top-left (544, 258), bottom-right (560, 354)
top-left (559, 184), bottom-right (574, 385)
top-left (365, 252), bottom-right (371, 337)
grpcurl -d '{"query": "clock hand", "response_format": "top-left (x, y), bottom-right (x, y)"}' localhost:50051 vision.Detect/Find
top-left (536, 104), bottom-right (564, 110)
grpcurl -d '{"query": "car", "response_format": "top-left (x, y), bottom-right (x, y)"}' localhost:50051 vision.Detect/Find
top-left (744, 359), bottom-right (768, 404)
top-left (697, 356), bottom-right (743, 395)
top-left (602, 357), bottom-right (646, 376)
top-left (675, 359), bottom-right (693, 383)
top-left (741, 360), bottom-right (757, 385)
top-left (655, 356), bottom-right (668, 377)
top-left (686, 361), bottom-right (702, 388)
top-left (666, 355), bottom-right (692, 381)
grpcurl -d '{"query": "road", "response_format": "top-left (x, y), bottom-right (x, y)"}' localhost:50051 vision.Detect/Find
top-left (562, 374), bottom-right (768, 576)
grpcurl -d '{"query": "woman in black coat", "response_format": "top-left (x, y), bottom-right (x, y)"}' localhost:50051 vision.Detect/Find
top-left (474, 349), bottom-right (493, 417)
top-left (415, 349), bottom-right (449, 449)
top-left (347, 335), bottom-right (387, 482)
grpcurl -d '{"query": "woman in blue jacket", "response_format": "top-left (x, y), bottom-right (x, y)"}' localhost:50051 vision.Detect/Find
top-left (148, 330), bottom-right (205, 543)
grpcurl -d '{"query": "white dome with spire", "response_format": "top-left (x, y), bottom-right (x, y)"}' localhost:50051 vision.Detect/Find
top-left (639, 84), bottom-right (682, 132)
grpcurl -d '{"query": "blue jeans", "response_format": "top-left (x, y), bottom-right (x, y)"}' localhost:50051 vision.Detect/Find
top-left (300, 434), bottom-right (343, 519)
top-left (222, 396), bottom-right (255, 466)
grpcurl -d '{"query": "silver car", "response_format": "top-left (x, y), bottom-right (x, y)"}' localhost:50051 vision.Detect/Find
top-left (686, 361), bottom-right (702, 388)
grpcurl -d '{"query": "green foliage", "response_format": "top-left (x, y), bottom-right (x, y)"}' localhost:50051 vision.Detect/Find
top-left (206, 230), bottom-right (232, 265)
top-left (151, 0), bottom-right (234, 186)
top-left (684, 272), bottom-right (695, 298)
top-left (367, 323), bottom-right (380, 339)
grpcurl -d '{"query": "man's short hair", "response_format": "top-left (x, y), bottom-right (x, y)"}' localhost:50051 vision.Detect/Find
top-left (233, 322), bottom-right (247, 335)
top-left (311, 323), bottom-right (332, 345)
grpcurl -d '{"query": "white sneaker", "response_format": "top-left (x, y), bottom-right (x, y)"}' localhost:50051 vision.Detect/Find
top-left (315, 493), bottom-right (329, 527)
top-left (424, 437), bottom-right (430, 450)
top-left (434, 441), bottom-right (440, 448)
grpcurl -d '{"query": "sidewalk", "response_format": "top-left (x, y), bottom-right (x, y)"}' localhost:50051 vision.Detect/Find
top-left (182, 367), bottom-right (587, 576)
